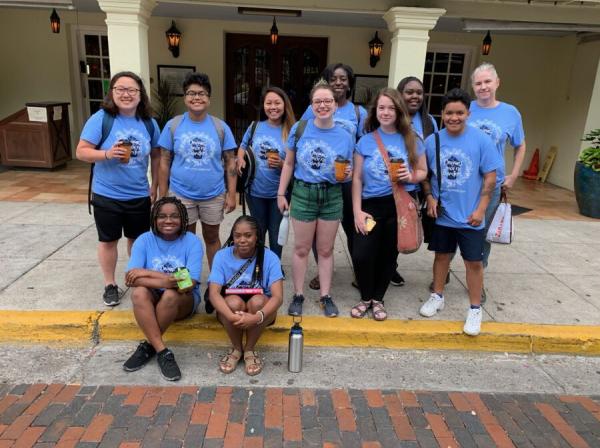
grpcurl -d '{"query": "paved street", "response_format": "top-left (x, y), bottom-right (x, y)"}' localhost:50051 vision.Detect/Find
top-left (1, 382), bottom-right (599, 447)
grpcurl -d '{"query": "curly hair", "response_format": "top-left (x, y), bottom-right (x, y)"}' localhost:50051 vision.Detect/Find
top-left (224, 215), bottom-right (266, 287)
top-left (321, 63), bottom-right (356, 99)
top-left (365, 88), bottom-right (418, 169)
top-left (150, 196), bottom-right (189, 238)
top-left (101, 71), bottom-right (152, 120)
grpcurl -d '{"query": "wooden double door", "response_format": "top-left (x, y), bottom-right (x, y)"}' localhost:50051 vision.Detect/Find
top-left (225, 33), bottom-right (328, 142)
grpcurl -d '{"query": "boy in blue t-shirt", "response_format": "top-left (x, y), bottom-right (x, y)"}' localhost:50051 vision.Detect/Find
top-left (420, 88), bottom-right (501, 337)
top-left (158, 72), bottom-right (237, 271)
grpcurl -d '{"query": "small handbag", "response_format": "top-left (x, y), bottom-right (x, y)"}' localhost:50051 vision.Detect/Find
top-left (373, 131), bottom-right (423, 254)
top-left (486, 190), bottom-right (513, 244)
top-left (204, 255), bottom-right (255, 314)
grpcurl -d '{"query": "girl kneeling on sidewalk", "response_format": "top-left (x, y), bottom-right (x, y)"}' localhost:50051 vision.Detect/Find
top-left (123, 196), bottom-right (204, 381)
top-left (207, 216), bottom-right (284, 376)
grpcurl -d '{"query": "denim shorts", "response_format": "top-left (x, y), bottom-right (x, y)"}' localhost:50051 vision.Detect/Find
top-left (428, 223), bottom-right (485, 262)
top-left (290, 179), bottom-right (342, 222)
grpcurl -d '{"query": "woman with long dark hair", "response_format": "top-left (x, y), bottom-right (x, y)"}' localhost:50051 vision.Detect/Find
top-left (208, 216), bottom-right (283, 376)
top-left (351, 88), bottom-right (427, 320)
top-left (123, 196), bottom-right (204, 381)
top-left (236, 86), bottom-right (296, 258)
top-left (76, 71), bottom-right (160, 307)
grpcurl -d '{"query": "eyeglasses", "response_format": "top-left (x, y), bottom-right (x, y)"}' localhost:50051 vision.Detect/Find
top-left (312, 98), bottom-right (335, 106)
top-left (185, 90), bottom-right (210, 98)
top-left (112, 87), bottom-right (140, 96)
top-left (157, 214), bottom-right (181, 220)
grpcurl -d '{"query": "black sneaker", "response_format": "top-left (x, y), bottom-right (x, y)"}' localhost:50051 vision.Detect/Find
top-left (288, 294), bottom-right (304, 316)
top-left (103, 284), bottom-right (121, 307)
top-left (123, 341), bottom-right (156, 372)
top-left (320, 295), bottom-right (339, 318)
top-left (428, 272), bottom-right (451, 292)
top-left (390, 271), bottom-right (405, 286)
top-left (157, 348), bottom-right (181, 381)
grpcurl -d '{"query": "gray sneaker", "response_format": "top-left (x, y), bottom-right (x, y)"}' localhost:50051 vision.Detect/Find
top-left (103, 284), bottom-right (121, 307)
top-left (288, 294), bottom-right (304, 316)
top-left (320, 295), bottom-right (339, 318)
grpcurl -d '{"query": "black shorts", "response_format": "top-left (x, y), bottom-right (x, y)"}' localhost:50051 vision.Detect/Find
top-left (92, 193), bottom-right (150, 242)
top-left (428, 223), bottom-right (485, 262)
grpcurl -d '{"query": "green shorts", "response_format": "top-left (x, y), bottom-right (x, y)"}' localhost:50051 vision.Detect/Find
top-left (290, 179), bottom-right (343, 222)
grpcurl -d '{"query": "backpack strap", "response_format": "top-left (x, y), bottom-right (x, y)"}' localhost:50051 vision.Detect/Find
top-left (88, 112), bottom-right (115, 214)
top-left (142, 118), bottom-right (155, 142)
top-left (169, 114), bottom-right (184, 139)
top-left (354, 104), bottom-right (360, 124)
top-left (293, 120), bottom-right (308, 149)
top-left (248, 121), bottom-right (258, 148)
top-left (211, 115), bottom-right (225, 149)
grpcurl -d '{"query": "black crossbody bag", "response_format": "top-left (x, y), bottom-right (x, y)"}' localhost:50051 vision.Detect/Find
top-left (204, 256), bottom-right (255, 314)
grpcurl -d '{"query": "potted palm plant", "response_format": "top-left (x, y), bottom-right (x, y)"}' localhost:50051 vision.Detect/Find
top-left (153, 79), bottom-right (178, 129)
top-left (574, 128), bottom-right (600, 218)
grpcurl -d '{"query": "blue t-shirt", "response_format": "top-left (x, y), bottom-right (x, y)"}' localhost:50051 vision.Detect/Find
top-left (356, 130), bottom-right (425, 198)
top-left (468, 101), bottom-right (525, 187)
top-left (301, 101), bottom-right (367, 139)
top-left (240, 121), bottom-right (286, 198)
top-left (208, 246), bottom-right (283, 297)
top-left (80, 110), bottom-right (160, 200)
top-left (126, 231), bottom-right (204, 300)
top-left (286, 120), bottom-right (354, 184)
top-left (157, 113), bottom-right (237, 200)
top-left (424, 127), bottom-right (502, 230)
top-left (411, 111), bottom-right (439, 140)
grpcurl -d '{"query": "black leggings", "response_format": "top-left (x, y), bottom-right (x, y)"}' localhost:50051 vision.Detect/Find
top-left (352, 194), bottom-right (398, 302)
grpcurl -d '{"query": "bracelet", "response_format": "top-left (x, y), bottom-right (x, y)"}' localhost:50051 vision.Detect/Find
top-left (104, 150), bottom-right (109, 160)
top-left (277, 194), bottom-right (286, 197)
top-left (256, 310), bottom-right (265, 325)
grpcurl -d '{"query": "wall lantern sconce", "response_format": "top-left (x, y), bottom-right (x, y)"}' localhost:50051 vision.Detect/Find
top-left (166, 20), bottom-right (182, 58)
top-left (270, 17), bottom-right (279, 45)
top-left (50, 8), bottom-right (60, 34)
top-left (482, 30), bottom-right (492, 55)
top-left (369, 31), bottom-right (383, 68)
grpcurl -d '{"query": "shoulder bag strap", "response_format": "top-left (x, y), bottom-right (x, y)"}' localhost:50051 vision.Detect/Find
top-left (224, 256), bottom-right (255, 289)
top-left (434, 132), bottom-right (442, 209)
top-left (373, 129), bottom-right (405, 195)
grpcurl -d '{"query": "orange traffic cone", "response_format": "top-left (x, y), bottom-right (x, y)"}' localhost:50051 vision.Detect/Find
top-left (522, 148), bottom-right (540, 180)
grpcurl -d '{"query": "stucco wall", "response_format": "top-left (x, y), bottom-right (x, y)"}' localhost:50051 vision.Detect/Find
top-left (1, 6), bottom-right (597, 190)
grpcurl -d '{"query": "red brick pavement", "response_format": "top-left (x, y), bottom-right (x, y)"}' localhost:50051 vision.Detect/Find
top-left (0, 384), bottom-right (598, 447)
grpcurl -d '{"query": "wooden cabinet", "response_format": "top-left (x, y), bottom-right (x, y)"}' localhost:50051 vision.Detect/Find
top-left (0, 102), bottom-right (72, 168)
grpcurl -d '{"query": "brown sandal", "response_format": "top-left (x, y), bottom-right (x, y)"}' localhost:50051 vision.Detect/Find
top-left (372, 301), bottom-right (388, 321)
top-left (219, 348), bottom-right (242, 374)
top-left (244, 350), bottom-right (263, 376)
top-left (350, 300), bottom-right (372, 318)
top-left (309, 275), bottom-right (320, 290)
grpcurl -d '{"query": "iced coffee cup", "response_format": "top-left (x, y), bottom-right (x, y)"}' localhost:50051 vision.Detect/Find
top-left (266, 149), bottom-right (280, 167)
top-left (119, 140), bottom-right (132, 164)
top-left (389, 157), bottom-right (404, 182)
top-left (334, 156), bottom-right (350, 182)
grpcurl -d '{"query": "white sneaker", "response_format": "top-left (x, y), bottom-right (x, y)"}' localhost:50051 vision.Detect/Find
top-left (419, 293), bottom-right (445, 317)
top-left (463, 307), bottom-right (482, 336)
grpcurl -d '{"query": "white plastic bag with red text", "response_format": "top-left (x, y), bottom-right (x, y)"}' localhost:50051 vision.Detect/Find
top-left (486, 202), bottom-right (513, 244)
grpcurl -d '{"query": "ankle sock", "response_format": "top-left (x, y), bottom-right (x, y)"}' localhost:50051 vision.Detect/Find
top-left (470, 305), bottom-right (481, 310)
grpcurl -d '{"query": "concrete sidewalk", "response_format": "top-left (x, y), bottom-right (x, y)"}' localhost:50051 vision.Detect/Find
top-left (0, 200), bottom-right (599, 353)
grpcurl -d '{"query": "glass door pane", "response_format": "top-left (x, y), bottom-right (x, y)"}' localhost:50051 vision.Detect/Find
top-left (80, 31), bottom-right (110, 119)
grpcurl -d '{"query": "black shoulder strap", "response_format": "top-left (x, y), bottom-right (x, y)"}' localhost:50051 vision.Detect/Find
top-left (293, 120), bottom-right (308, 148)
top-left (434, 132), bottom-right (442, 208)
top-left (248, 121), bottom-right (258, 148)
top-left (142, 118), bottom-right (154, 141)
top-left (88, 112), bottom-right (115, 214)
top-left (224, 256), bottom-right (255, 289)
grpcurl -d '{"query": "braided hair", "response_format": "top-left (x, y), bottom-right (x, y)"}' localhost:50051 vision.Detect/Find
top-left (224, 215), bottom-right (265, 287)
top-left (150, 196), bottom-right (189, 238)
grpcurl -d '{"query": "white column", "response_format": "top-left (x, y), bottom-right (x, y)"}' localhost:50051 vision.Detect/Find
top-left (97, 0), bottom-right (156, 89)
top-left (383, 7), bottom-right (446, 88)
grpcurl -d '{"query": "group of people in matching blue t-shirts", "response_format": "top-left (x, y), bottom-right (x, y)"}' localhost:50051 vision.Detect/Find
top-left (76, 61), bottom-right (525, 381)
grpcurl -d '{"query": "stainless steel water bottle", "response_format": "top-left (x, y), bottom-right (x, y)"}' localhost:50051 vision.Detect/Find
top-left (287, 320), bottom-right (303, 373)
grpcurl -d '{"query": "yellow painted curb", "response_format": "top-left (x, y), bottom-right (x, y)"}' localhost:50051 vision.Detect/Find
top-left (0, 311), bottom-right (100, 343)
top-left (98, 312), bottom-right (600, 356)
top-left (1, 310), bottom-right (599, 355)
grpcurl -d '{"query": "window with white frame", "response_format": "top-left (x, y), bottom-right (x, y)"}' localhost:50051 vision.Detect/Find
top-left (423, 45), bottom-right (474, 128)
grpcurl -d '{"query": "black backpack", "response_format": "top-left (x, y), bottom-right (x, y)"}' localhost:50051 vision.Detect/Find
top-left (88, 112), bottom-right (154, 214)
top-left (236, 121), bottom-right (258, 215)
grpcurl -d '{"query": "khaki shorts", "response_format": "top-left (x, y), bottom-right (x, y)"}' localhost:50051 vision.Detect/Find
top-left (170, 191), bottom-right (225, 225)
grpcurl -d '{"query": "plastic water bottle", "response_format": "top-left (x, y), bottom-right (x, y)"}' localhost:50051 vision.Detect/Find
top-left (277, 210), bottom-right (290, 246)
top-left (288, 321), bottom-right (303, 373)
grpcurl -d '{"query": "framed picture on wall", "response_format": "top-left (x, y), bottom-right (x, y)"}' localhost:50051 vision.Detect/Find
top-left (352, 75), bottom-right (389, 107)
top-left (157, 65), bottom-right (196, 96)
